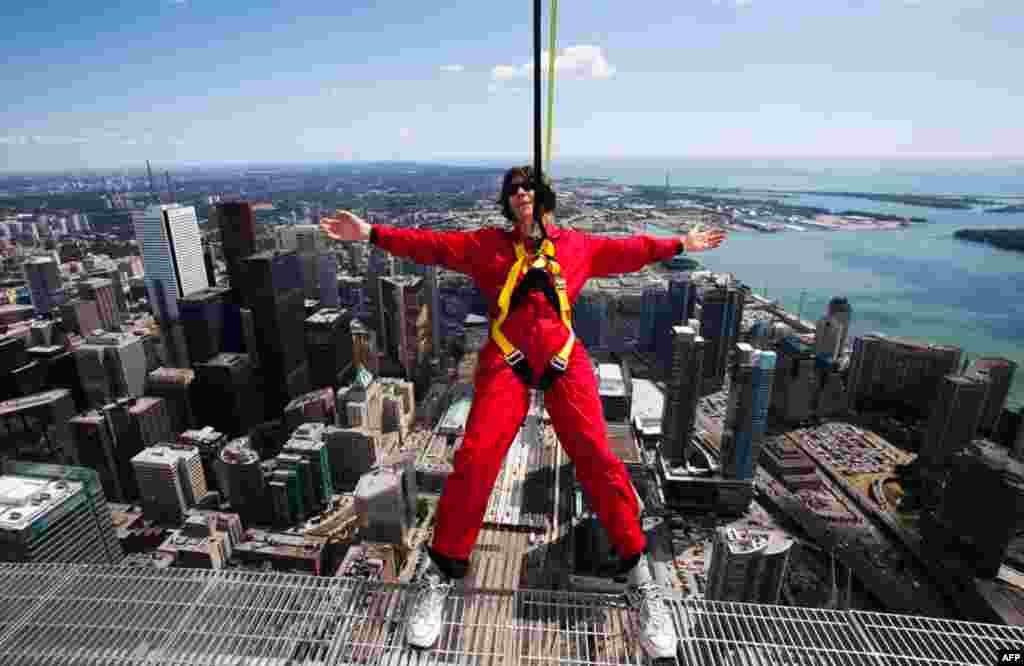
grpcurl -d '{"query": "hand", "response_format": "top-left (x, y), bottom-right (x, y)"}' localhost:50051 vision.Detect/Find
top-left (682, 228), bottom-right (727, 253)
top-left (320, 210), bottom-right (371, 242)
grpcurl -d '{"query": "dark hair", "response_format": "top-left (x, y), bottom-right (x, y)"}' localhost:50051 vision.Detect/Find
top-left (498, 165), bottom-right (556, 222)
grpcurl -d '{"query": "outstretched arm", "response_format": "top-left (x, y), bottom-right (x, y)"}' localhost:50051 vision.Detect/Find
top-left (585, 228), bottom-right (727, 278)
top-left (321, 210), bottom-right (483, 276)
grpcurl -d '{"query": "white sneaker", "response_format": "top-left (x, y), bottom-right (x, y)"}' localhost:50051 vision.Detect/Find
top-left (406, 563), bottom-right (451, 649)
top-left (627, 581), bottom-right (678, 660)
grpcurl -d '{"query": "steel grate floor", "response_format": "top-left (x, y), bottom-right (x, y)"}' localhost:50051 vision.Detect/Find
top-left (0, 563), bottom-right (1020, 665)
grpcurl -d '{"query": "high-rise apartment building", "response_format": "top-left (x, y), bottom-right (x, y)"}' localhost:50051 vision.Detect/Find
top-left (212, 202), bottom-right (257, 306)
top-left (847, 334), bottom-right (962, 417)
top-left (661, 325), bottom-right (706, 464)
top-left (920, 374), bottom-right (989, 472)
top-left (23, 256), bottom-right (63, 316)
top-left (967, 358), bottom-right (1017, 435)
top-left (720, 344), bottom-right (776, 482)
top-left (179, 286), bottom-right (229, 365)
top-left (135, 204), bottom-right (208, 321)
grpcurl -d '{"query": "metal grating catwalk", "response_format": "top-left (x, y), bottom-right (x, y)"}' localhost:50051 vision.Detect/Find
top-left (0, 563), bottom-right (1021, 665)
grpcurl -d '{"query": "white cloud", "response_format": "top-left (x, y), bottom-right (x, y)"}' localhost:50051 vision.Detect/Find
top-left (712, 0), bottom-right (753, 7)
top-left (440, 64), bottom-right (465, 73)
top-left (490, 44), bottom-right (616, 82)
top-left (398, 127), bottom-right (414, 141)
top-left (29, 135), bottom-right (90, 145)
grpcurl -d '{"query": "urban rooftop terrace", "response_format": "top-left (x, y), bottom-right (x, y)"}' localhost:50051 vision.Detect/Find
top-left (0, 563), bottom-right (1020, 666)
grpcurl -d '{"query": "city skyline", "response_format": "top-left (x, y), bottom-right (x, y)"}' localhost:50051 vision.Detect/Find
top-left (2, 1), bottom-right (1024, 171)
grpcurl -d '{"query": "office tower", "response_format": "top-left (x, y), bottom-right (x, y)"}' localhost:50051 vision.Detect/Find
top-left (705, 527), bottom-right (794, 604)
top-left (366, 245), bottom-right (395, 336)
top-left (720, 344), bottom-right (776, 482)
top-left (597, 363), bottom-right (631, 423)
top-left (283, 425), bottom-right (335, 512)
top-left (132, 444), bottom-right (208, 525)
top-left (639, 281), bottom-right (667, 353)
top-left (69, 412), bottom-right (125, 502)
top-left (75, 331), bottom-right (148, 406)
top-left (203, 242), bottom-right (218, 288)
top-left (26, 345), bottom-right (86, 410)
top-left (135, 204), bottom-right (208, 321)
top-left (920, 374), bottom-right (989, 471)
top-left (29, 319), bottom-right (56, 348)
top-left (354, 462), bottom-right (417, 545)
top-left (193, 353), bottom-right (262, 437)
top-left (268, 459), bottom-right (307, 527)
top-left (661, 326), bottom-right (706, 464)
top-left (146, 367), bottom-right (196, 435)
top-left (107, 396), bottom-right (173, 498)
top-left (379, 275), bottom-right (430, 382)
top-left (573, 285), bottom-right (606, 351)
top-left (78, 277), bottom-right (120, 330)
top-left (698, 282), bottom-right (747, 395)
top-left (9, 360), bottom-right (46, 399)
top-left (929, 443), bottom-right (1024, 578)
top-left (847, 334), bottom-right (962, 417)
top-left (337, 367), bottom-right (382, 430)
top-left (380, 378), bottom-right (415, 436)
top-left (0, 462), bottom-right (122, 564)
top-left (88, 265), bottom-right (128, 312)
top-left (968, 358), bottom-right (1018, 435)
top-left (827, 296), bottom-right (852, 357)
top-left (323, 426), bottom-right (378, 492)
top-left (179, 427), bottom-right (228, 498)
top-left (400, 259), bottom-right (440, 360)
top-left (23, 256), bottom-right (63, 316)
top-left (0, 390), bottom-right (77, 464)
top-left (771, 336), bottom-right (817, 424)
top-left (241, 250), bottom-right (308, 416)
top-left (350, 319), bottom-right (380, 375)
top-left (337, 275), bottom-right (364, 311)
top-left (216, 437), bottom-right (266, 524)
top-left (179, 286), bottom-right (229, 365)
top-left (283, 387), bottom-right (337, 431)
top-left (212, 202), bottom-right (257, 306)
top-left (305, 307), bottom-right (353, 389)
top-left (318, 253), bottom-right (340, 307)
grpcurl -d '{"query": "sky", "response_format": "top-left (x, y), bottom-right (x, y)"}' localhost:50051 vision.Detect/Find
top-left (1, 0), bottom-right (1023, 172)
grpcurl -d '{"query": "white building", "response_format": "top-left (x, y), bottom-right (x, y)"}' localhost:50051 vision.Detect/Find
top-left (134, 204), bottom-right (208, 320)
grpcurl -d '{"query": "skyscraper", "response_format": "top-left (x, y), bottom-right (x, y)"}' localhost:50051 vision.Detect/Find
top-left (179, 286), bottom-right (229, 365)
top-left (400, 259), bottom-right (440, 361)
top-left (69, 412), bottom-right (124, 502)
top-left (0, 390), bottom-right (77, 464)
top-left (661, 325), bottom-right (706, 464)
top-left (305, 307), bottom-right (353, 389)
top-left (698, 281), bottom-right (748, 395)
top-left (146, 367), bottom-right (196, 435)
top-left (74, 331), bottom-right (147, 407)
top-left (847, 334), bottom-right (962, 417)
top-left (193, 353), bottom-right (262, 436)
top-left (0, 462), bottom-right (122, 564)
top-left (77, 277), bottom-right (120, 331)
top-left (241, 250), bottom-right (309, 416)
top-left (720, 344), bottom-right (776, 481)
top-left (60, 299), bottom-right (102, 336)
top-left (379, 275), bottom-right (431, 383)
top-left (24, 256), bottom-right (63, 316)
top-left (771, 336), bottom-right (817, 424)
top-left (827, 296), bottom-right (852, 358)
top-left (705, 526), bottom-right (793, 604)
top-left (134, 204), bottom-right (208, 321)
top-left (967, 358), bottom-right (1018, 435)
top-left (366, 244), bottom-right (395, 337)
top-left (215, 437), bottom-right (266, 524)
top-left (132, 444), bottom-right (208, 525)
top-left (920, 374), bottom-right (989, 472)
top-left (212, 202), bottom-right (257, 306)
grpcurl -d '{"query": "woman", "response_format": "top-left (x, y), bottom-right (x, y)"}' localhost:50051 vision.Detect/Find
top-left (321, 166), bottom-right (725, 658)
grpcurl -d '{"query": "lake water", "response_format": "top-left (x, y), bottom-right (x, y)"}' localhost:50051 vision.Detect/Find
top-left (555, 161), bottom-right (1024, 410)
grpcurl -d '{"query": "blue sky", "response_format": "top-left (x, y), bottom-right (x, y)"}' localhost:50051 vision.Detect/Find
top-left (1, 0), bottom-right (1022, 171)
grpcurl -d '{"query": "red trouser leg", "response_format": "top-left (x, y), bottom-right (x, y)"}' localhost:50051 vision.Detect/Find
top-left (545, 345), bottom-right (647, 559)
top-left (431, 355), bottom-right (531, 563)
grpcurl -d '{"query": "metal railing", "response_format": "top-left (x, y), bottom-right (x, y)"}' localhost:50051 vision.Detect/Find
top-left (0, 563), bottom-right (1019, 665)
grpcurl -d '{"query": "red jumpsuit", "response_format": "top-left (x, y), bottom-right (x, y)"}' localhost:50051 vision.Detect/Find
top-left (372, 223), bottom-right (683, 567)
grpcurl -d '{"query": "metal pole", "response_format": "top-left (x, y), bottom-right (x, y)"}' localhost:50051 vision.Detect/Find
top-left (533, 0), bottom-right (545, 237)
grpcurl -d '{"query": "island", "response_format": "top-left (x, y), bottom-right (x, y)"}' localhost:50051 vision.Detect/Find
top-left (954, 228), bottom-right (1024, 252)
top-left (797, 191), bottom-right (998, 209)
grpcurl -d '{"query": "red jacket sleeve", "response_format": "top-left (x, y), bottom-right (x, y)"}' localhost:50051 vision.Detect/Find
top-left (584, 233), bottom-right (683, 278)
top-left (371, 224), bottom-right (487, 277)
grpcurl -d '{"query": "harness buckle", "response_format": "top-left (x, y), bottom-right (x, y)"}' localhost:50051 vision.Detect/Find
top-left (549, 356), bottom-right (568, 373)
top-left (504, 349), bottom-right (525, 366)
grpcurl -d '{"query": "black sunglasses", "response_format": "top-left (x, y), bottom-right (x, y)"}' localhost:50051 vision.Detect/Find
top-left (505, 180), bottom-right (536, 195)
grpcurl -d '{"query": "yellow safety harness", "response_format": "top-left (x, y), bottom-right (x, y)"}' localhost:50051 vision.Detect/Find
top-left (491, 238), bottom-right (575, 389)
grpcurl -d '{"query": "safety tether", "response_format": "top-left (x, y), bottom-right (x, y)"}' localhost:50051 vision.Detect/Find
top-left (545, 0), bottom-right (558, 175)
